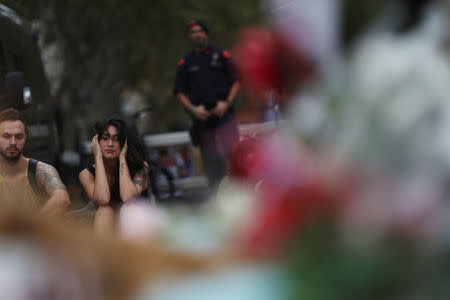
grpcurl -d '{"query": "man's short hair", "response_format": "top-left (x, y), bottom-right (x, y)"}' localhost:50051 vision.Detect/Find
top-left (0, 108), bottom-right (26, 127)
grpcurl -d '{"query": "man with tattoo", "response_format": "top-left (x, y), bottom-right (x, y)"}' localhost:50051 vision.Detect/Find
top-left (0, 108), bottom-right (70, 214)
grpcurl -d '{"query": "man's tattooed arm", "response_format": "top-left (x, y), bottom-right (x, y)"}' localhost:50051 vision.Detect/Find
top-left (36, 163), bottom-right (67, 192)
top-left (36, 162), bottom-right (70, 214)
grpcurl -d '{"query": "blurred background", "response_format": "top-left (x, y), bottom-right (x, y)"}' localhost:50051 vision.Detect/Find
top-left (1, 0), bottom-right (437, 150)
top-left (1, 0), bottom-right (447, 217)
top-left (2, 0), bottom-right (450, 298)
top-left (2, 0), bottom-right (262, 148)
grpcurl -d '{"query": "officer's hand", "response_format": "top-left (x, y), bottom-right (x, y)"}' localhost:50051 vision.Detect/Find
top-left (195, 105), bottom-right (211, 121)
top-left (212, 101), bottom-right (229, 117)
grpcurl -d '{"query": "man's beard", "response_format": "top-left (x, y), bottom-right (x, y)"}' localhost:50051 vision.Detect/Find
top-left (193, 37), bottom-right (208, 50)
top-left (0, 147), bottom-right (22, 162)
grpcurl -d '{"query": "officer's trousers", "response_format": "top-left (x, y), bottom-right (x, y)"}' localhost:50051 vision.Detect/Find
top-left (199, 117), bottom-right (239, 189)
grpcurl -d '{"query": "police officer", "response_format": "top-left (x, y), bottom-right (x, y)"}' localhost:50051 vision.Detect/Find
top-left (174, 18), bottom-right (240, 188)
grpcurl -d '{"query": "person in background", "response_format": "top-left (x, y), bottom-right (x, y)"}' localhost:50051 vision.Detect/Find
top-left (0, 108), bottom-right (70, 215)
top-left (174, 18), bottom-right (240, 189)
top-left (158, 146), bottom-right (188, 179)
top-left (79, 118), bottom-right (150, 235)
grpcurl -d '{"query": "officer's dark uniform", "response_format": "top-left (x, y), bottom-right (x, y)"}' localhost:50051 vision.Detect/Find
top-left (174, 45), bottom-right (239, 186)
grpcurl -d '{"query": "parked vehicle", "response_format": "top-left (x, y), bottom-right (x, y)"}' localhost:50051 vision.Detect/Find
top-left (0, 3), bottom-right (60, 164)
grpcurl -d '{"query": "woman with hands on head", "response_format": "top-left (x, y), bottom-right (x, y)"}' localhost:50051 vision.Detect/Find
top-left (79, 118), bottom-right (150, 235)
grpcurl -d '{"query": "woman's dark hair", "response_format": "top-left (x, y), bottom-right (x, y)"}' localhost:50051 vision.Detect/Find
top-left (95, 118), bottom-right (146, 177)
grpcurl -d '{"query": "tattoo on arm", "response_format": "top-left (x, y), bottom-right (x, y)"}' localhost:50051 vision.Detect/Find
top-left (120, 163), bottom-right (125, 176)
top-left (36, 163), bottom-right (67, 192)
top-left (133, 179), bottom-right (145, 186)
top-left (133, 168), bottom-right (148, 186)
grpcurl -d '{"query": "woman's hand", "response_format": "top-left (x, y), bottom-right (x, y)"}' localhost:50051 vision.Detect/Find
top-left (91, 135), bottom-right (102, 158)
top-left (120, 139), bottom-right (128, 161)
